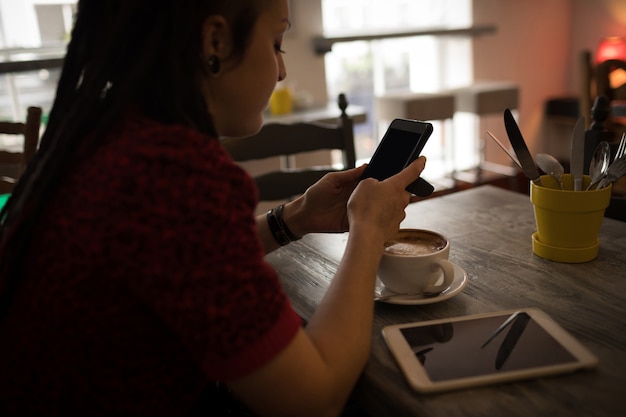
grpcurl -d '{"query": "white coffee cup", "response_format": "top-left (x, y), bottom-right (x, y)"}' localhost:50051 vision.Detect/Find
top-left (378, 229), bottom-right (455, 294)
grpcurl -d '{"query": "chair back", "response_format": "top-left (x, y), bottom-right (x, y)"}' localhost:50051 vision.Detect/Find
top-left (222, 93), bottom-right (356, 201)
top-left (0, 106), bottom-right (43, 194)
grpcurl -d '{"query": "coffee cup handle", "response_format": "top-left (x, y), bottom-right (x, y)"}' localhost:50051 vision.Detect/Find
top-left (427, 259), bottom-right (455, 292)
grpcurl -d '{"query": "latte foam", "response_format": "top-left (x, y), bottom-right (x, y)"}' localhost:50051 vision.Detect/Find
top-left (384, 231), bottom-right (446, 257)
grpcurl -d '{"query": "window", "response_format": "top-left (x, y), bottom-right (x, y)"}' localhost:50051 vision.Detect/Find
top-left (322, 0), bottom-right (476, 179)
top-left (0, 0), bottom-right (75, 124)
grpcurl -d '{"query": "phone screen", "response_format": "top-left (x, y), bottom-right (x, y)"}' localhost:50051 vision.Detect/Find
top-left (362, 120), bottom-right (433, 196)
top-left (399, 312), bottom-right (576, 382)
top-left (363, 127), bottom-right (425, 181)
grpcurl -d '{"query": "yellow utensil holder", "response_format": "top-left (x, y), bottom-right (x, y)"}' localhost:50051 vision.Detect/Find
top-left (530, 174), bottom-right (611, 263)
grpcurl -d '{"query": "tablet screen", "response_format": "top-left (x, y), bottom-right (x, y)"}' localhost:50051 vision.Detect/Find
top-left (399, 312), bottom-right (577, 382)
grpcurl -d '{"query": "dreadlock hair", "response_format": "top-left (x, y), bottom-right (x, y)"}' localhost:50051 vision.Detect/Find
top-left (0, 0), bottom-right (273, 319)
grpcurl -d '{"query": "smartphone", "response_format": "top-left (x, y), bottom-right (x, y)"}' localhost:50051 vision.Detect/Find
top-left (382, 308), bottom-right (598, 393)
top-left (361, 118), bottom-right (434, 197)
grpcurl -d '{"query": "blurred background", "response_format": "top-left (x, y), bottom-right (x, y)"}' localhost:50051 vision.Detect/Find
top-left (1, 0), bottom-right (625, 189)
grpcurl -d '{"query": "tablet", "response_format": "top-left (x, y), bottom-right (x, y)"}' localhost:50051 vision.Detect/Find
top-left (382, 308), bottom-right (598, 393)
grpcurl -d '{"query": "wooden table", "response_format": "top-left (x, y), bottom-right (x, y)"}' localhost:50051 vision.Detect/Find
top-left (265, 185), bottom-right (626, 417)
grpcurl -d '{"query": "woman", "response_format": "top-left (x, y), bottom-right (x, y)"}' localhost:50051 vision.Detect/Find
top-left (0, 1), bottom-right (427, 416)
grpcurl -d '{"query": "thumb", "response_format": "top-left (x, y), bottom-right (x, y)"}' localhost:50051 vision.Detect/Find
top-left (334, 164), bottom-right (368, 182)
top-left (391, 156), bottom-right (427, 188)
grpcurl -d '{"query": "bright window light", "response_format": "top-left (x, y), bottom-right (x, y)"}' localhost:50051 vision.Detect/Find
top-left (322, 0), bottom-right (476, 180)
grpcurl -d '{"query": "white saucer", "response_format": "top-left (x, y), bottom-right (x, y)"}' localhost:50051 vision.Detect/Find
top-left (374, 262), bottom-right (468, 305)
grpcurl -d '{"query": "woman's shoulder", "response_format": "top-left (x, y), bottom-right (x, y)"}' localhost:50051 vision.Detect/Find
top-left (109, 111), bottom-right (246, 179)
top-left (117, 109), bottom-right (228, 162)
top-left (73, 109), bottom-right (258, 210)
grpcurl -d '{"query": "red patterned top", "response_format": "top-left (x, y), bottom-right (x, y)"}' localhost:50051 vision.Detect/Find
top-left (0, 109), bottom-right (302, 416)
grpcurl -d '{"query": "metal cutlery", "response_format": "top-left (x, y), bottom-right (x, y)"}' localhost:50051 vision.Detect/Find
top-left (616, 132), bottom-right (626, 160)
top-left (503, 109), bottom-right (542, 185)
top-left (570, 117), bottom-right (586, 191)
top-left (593, 133), bottom-right (626, 190)
top-left (374, 286), bottom-right (450, 301)
top-left (499, 111), bottom-right (622, 191)
top-left (586, 141), bottom-right (610, 191)
top-left (536, 153), bottom-right (564, 190)
top-left (596, 155), bottom-right (626, 190)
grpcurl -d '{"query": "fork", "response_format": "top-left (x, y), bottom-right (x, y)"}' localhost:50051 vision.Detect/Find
top-left (592, 133), bottom-right (626, 190)
top-left (616, 132), bottom-right (626, 160)
top-left (596, 155), bottom-right (626, 190)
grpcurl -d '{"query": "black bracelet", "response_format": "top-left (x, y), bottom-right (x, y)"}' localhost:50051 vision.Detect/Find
top-left (267, 204), bottom-right (301, 246)
top-left (275, 204), bottom-right (300, 241)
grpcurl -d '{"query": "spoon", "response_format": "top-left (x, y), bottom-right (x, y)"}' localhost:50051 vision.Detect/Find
top-left (374, 285), bottom-right (451, 301)
top-left (586, 141), bottom-right (610, 191)
top-left (536, 153), bottom-right (564, 189)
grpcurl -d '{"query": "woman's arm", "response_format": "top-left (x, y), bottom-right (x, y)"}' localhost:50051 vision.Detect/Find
top-left (233, 158), bottom-right (426, 417)
top-left (256, 165), bottom-right (367, 253)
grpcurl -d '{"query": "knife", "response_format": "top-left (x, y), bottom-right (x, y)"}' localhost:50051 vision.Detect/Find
top-left (570, 117), bottom-right (585, 191)
top-left (503, 109), bottom-right (542, 185)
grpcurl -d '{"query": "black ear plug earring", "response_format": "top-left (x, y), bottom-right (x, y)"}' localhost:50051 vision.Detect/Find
top-left (207, 55), bottom-right (221, 74)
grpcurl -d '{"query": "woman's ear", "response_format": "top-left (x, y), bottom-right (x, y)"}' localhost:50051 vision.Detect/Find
top-left (201, 15), bottom-right (232, 60)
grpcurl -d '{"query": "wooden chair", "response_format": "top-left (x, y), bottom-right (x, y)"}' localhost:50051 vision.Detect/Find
top-left (0, 106), bottom-right (43, 194)
top-left (222, 93), bottom-right (356, 201)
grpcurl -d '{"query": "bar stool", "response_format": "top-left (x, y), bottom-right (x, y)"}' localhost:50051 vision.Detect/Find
top-left (448, 81), bottom-right (519, 186)
top-left (376, 91), bottom-right (456, 122)
top-left (449, 81), bottom-right (519, 167)
top-left (451, 81), bottom-right (519, 115)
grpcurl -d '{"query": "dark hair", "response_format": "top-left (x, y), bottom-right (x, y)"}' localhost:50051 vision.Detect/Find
top-left (0, 0), bottom-right (272, 318)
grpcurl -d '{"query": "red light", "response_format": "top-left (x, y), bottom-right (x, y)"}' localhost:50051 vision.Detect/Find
top-left (596, 37), bottom-right (626, 64)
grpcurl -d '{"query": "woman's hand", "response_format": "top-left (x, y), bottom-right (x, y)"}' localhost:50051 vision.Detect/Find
top-left (347, 157), bottom-right (426, 245)
top-left (257, 165), bottom-right (367, 253)
top-left (283, 157), bottom-right (427, 239)
top-left (283, 165), bottom-right (367, 236)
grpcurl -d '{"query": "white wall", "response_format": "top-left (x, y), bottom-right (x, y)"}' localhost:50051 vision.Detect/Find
top-left (473, 0), bottom-right (572, 163)
top-left (474, 0), bottom-right (626, 163)
top-left (569, 0), bottom-right (626, 92)
top-left (282, 0), bottom-right (328, 107)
